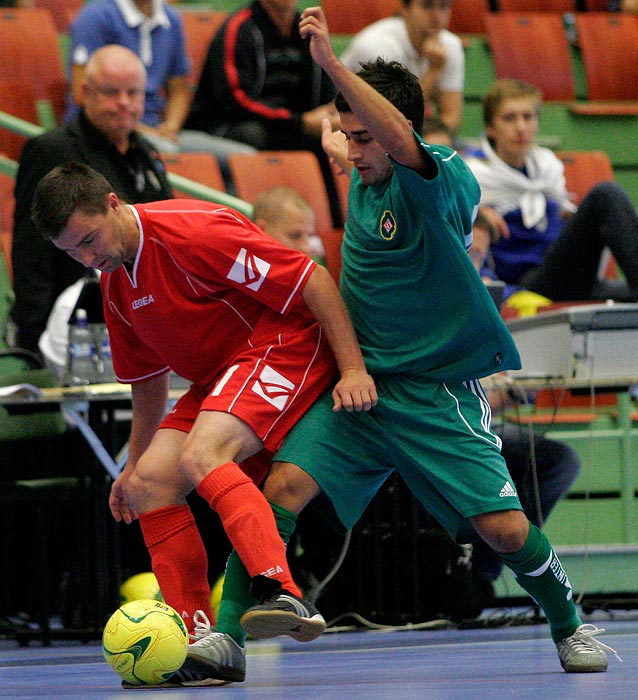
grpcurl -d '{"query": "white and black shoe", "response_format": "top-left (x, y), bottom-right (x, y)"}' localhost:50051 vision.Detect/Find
top-left (122, 610), bottom-right (245, 689)
top-left (240, 590), bottom-right (326, 642)
top-left (556, 624), bottom-right (618, 673)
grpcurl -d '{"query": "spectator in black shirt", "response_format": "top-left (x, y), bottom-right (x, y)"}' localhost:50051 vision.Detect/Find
top-left (9, 44), bottom-right (173, 356)
top-left (185, 0), bottom-right (343, 225)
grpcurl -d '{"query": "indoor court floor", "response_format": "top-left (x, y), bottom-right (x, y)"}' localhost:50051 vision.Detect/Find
top-left (2, 611), bottom-right (638, 700)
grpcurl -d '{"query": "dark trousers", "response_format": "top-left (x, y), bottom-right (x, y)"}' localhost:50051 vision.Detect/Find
top-left (521, 182), bottom-right (638, 301)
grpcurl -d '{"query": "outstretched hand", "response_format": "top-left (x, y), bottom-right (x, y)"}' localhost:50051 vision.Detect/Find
top-left (332, 368), bottom-right (378, 413)
top-left (299, 7), bottom-right (335, 69)
top-left (321, 118), bottom-right (351, 175)
top-left (109, 470), bottom-right (138, 524)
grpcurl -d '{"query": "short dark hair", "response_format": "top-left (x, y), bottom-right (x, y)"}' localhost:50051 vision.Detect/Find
top-left (31, 162), bottom-right (112, 241)
top-left (421, 116), bottom-right (451, 139)
top-left (335, 58), bottom-right (425, 134)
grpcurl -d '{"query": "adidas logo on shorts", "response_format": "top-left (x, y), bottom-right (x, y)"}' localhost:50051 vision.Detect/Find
top-left (499, 480), bottom-right (518, 498)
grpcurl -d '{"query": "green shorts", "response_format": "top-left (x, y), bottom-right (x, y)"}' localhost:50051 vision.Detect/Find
top-left (274, 375), bottom-right (522, 542)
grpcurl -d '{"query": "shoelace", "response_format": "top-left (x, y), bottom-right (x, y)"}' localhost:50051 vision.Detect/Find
top-left (570, 624), bottom-right (623, 663)
top-left (189, 609), bottom-right (214, 642)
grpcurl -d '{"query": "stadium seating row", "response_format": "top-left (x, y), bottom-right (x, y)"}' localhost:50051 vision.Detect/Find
top-left (0, 144), bottom-right (617, 293)
top-left (1, 3), bottom-right (637, 250)
top-left (0, 147), bottom-right (346, 285)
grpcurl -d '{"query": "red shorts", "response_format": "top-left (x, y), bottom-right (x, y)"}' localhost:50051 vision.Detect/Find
top-left (160, 323), bottom-right (337, 457)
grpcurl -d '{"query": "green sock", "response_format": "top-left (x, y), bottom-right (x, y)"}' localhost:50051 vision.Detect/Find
top-left (497, 523), bottom-right (582, 643)
top-left (215, 500), bottom-right (298, 646)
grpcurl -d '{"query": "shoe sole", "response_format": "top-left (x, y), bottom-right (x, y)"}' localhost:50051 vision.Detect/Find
top-left (240, 610), bottom-right (326, 642)
top-left (181, 677), bottom-right (234, 687)
top-left (181, 652), bottom-right (246, 683)
top-left (121, 681), bottom-right (183, 690)
top-left (122, 677), bottom-right (231, 690)
top-left (561, 661), bottom-right (608, 673)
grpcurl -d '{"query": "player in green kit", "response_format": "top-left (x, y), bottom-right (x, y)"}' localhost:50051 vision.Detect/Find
top-left (200, 6), bottom-right (617, 681)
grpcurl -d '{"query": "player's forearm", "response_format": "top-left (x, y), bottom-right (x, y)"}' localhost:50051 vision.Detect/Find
top-left (162, 78), bottom-right (193, 135)
top-left (128, 373), bottom-right (171, 464)
top-left (301, 265), bottom-right (368, 375)
top-left (419, 68), bottom-right (443, 102)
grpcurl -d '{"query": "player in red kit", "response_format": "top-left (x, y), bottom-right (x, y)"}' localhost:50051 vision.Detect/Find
top-left (31, 162), bottom-right (377, 688)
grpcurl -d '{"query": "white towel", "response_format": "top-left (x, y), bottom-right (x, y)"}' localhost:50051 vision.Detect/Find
top-left (465, 137), bottom-right (576, 231)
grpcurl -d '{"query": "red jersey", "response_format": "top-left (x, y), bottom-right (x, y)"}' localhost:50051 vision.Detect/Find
top-left (102, 200), bottom-right (318, 386)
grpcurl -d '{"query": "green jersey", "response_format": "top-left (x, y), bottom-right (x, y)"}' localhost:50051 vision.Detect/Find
top-left (341, 136), bottom-right (521, 380)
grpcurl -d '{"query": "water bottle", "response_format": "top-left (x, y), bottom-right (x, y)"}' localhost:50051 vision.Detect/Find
top-left (66, 308), bottom-right (97, 386)
top-left (98, 324), bottom-right (117, 383)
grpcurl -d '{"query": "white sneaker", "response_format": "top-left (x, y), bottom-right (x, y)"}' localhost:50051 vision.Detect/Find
top-left (556, 624), bottom-right (621, 673)
top-left (181, 610), bottom-right (246, 684)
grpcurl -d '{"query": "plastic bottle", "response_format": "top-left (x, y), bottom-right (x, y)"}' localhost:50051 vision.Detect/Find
top-left (66, 308), bottom-right (97, 385)
top-left (98, 324), bottom-right (116, 383)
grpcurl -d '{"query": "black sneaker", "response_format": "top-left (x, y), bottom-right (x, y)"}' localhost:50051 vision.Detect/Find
top-left (240, 590), bottom-right (326, 642)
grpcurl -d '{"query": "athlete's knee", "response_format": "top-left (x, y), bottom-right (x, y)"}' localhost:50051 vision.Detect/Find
top-left (127, 458), bottom-right (175, 510)
top-left (263, 461), bottom-right (321, 514)
top-left (178, 435), bottom-right (242, 483)
top-left (471, 509), bottom-right (529, 554)
top-left (586, 180), bottom-right (631, 214)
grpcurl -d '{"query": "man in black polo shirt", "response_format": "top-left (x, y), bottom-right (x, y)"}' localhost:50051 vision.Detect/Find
top-left (9, 44), bottom-right (173, 356)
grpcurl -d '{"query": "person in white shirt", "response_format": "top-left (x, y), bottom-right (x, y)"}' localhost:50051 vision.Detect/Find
top-left (39, 273), bottom-right (100, 381)
top-left (340, 0), bottom-right (464, 132)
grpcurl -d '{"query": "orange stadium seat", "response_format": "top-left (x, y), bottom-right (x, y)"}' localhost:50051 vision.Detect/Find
top-left (485, 12), bottom-right (576, 101)
top-left (574, 13), bottom-right (638, 101)
top-left (229, 151), bottom-right (333, 234)
top-left (161, 152), bottom-right (226, 196)
top-left (0, 8), bottom-right (67, 124)
top-left (228, 150), bottom-right (342, 282)
top-left (179, 9), bottom-right (228, 86)
top-left (498, 0), bottom-right (576, 10)
top-left (0, 79), bottom-right (39, 161)
top-left (34, 0), bottom-right (83, 33)
top-left (321, 0), bottom-right (400, 35)
top-left (555, 150), bottom-right (615, 206)
top-left (0, 170), bottom-right (15, 285)
top-left (449, 0), bottom-right (491, 34)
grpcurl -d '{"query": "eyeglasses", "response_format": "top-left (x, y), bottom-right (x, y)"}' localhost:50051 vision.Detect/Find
top-left (421, 0), bottom-right (452, 9)
top-left (89, 83), bottom-right (145, 100)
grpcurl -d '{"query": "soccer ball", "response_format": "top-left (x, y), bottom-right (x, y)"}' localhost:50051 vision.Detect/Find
top-left (102, 599), bottom-right (189, 686)
top-left (120, 571), bottom-right (163, 604)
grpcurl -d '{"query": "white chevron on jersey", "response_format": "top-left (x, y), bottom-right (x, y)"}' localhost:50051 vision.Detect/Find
top-left (227, 247), bottom-right (271, 291)
top-left (251, 364), bottom-right (296, 410)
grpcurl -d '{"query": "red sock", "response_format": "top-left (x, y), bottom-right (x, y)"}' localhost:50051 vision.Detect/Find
top-left (197, 462), bottom-right (301, 597)
top-left (138, 505), bottom-right (213, 633)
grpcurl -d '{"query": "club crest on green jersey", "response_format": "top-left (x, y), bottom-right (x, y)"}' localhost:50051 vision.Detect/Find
top-left (379, 210), bottom-right (397, 240)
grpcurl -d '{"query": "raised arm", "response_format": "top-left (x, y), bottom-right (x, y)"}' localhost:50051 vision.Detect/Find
top-left (299, 6), bottom-right (430, 176)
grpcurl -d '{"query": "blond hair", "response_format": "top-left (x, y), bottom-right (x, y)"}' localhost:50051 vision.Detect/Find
top-left (253, 186), bottom-right (313, 227)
